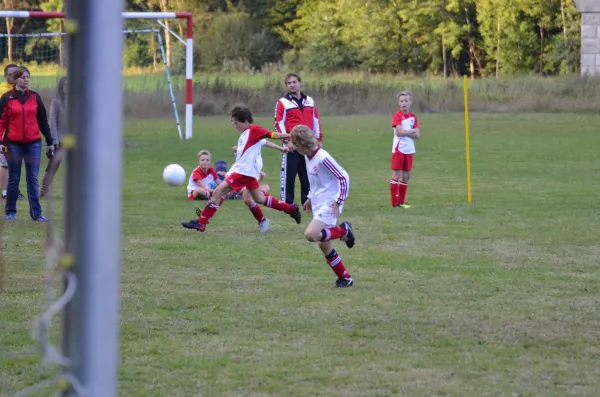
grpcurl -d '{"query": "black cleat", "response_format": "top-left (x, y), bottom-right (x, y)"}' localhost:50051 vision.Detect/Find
top-left (289, 204), bottom-right (302, 224)
top-left (335, 277), bottom-right (354, 288)
top-left (181, 219), bottom-right (205, 232)
top-left (340, 221), bottom-right (355, 248)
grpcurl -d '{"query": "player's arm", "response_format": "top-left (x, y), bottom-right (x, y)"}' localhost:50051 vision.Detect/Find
top-left (321, 157), bottom-right (349, 205)
top-left (409, 117), bottom-right (420, 139)
top-left (312, 105), bottom-right (322, 143)
top-left (263, 140), bottom-right (287, 153)
top-left (267, 130), bottom-right (291, 141)
top-left (394, 126), bottom-right (416, 137)
top-left (192, 170), bottom-right (213, 192)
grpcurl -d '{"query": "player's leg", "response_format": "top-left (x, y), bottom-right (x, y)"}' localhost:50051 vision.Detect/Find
top-left (297, 155), bottom-right (310, 205)
top-left (182, 180), bottom-right (233, 231)
top-left (398, 155), bottom-right (413, 208)
top-left (249, 186), bottom-right (302, 224)
top-left (305, 218), bottom-right (353, 288)
top-left (282, 151), bottom-right (299, 204)
top-left (191, 187), bottom-right (212, 200)
top-left (242, 186), bottom-right (270, 232)
top-left (390, 168), bottom-right (402, 208)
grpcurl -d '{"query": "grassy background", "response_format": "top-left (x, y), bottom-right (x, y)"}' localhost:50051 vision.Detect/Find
top-left (1, 113), bottom-right (599, 396)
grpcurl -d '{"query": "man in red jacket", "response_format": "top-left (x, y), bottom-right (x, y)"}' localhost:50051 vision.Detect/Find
top-left (274, 73), bottom-right (322, 206)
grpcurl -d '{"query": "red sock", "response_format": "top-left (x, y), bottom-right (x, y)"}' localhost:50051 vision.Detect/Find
top-left (326, 249), bottom-right (351, 279)
top-left (264, 193), bottom-right (295, 214)
top-left (248, 202), bottom-right (266, 223)
top-left (399, 182), bottom-right (408, 204)
top-left (320, 225), bottom-right (346, 241)
top-left (198, 202), bottom-right (219, 226)
top-left (390, 179), bottom-right (400, 207)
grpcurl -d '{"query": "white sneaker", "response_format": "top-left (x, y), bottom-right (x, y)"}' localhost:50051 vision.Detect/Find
top-left (258, 218), bottom-right (270, 233)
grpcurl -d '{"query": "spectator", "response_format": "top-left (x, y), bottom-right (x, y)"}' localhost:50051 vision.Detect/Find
top-left (40, 76), bottom-right (67, 198)
top-left (274, 73), bottom-right (323, 205)
top-left (0, 66), bottom-right (55, 221)
top-left (0, 63), bottom-right (22, 200)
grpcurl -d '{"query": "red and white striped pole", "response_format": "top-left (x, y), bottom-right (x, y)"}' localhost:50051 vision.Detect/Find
top-left (0, 10), bottom-right (194, 140)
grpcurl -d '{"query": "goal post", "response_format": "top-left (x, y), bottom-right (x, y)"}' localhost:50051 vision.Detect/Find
top-left (0, 10), bottom-right (194, 140)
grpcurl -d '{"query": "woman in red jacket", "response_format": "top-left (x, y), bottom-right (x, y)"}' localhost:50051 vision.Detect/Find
top-left (0, 66), bottom-right (55, 221)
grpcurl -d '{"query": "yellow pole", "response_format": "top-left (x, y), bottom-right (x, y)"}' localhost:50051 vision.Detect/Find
top-left (463, 75), bottom-right (473, 203)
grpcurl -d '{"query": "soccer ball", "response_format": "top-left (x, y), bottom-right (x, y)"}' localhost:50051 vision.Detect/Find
top-left (163, 164), bottom-right (186, 186)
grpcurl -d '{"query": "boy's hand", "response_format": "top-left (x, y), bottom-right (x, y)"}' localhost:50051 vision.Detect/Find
top-left (303, 198), bottom-right (312, 212)
top-left (232, 145), bottom-right (238, 154)
top-left (330, 201), bottom-right (340, 217)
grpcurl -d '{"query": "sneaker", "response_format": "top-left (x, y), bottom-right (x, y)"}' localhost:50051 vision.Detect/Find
top-left (340, 221), bottom-right (355, 249)
top-left (6, 213), bottom-right (16, 220)
top-left (32, 216), bottom-right (48, 222)
top-left (396, 203), bottom-right (411, 209)
top-left (182, 219), bottom-right (205, 231)
top-left (258, 218), bottom-right (270, 233)
top-left (335, 277), bottom-right (354, 288)
top-left (289, 204), bottom-right (302, 224)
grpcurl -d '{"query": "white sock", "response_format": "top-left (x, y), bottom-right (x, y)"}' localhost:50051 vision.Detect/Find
top-left (2, 189), bottom-right (6, 197)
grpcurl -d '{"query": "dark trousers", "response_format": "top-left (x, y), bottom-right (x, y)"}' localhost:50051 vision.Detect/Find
top-left (280, 150), bottom-right (310, 205)
top-left (5, 141), bottom-right (43, 219)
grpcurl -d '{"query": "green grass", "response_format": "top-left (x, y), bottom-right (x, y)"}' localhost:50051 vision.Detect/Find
top-left (1, 113), bottom-right (600, 396)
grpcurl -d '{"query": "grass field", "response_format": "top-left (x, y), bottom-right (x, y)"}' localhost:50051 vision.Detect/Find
top-left (1, 113), bottom-right (600, 396)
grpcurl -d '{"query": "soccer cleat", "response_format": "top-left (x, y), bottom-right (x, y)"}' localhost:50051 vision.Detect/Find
top-left (6, 213), bottom-right (16, 220)
top-left (32, 216), bottom-right (48, 222)
top-left (181, 219), bottom-right (205, 232)
top-left (289, 204), bottom-right (302, 224)
top-left (340, 221), bottom-right (355, 249)
top-left (396, 203), bottom-right (411, 209)
top-left (194, 206), bottom-right (202, 217)
top-left (335, 277), bottom-right (354, 288)
top-left (258, 218), bottom-right (270, 233)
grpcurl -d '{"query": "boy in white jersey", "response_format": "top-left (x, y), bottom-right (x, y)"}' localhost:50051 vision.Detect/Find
top-left (390, 90), bottom-right (420, 208)
top-left (182, 105), bottom-right (301, 232)
top-left (187, 150), bottom-right (220, 200)
top-left (290, 125), bottom-right (355, 288)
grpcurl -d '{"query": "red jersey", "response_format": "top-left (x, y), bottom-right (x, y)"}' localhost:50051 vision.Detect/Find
top-left (274, 93), bottom-right (322, 142)
top-left (391, 111), bottom-right (419, 154)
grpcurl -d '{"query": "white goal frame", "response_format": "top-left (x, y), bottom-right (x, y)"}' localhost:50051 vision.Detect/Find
top-left (0, 10), bottom-right (194, 140)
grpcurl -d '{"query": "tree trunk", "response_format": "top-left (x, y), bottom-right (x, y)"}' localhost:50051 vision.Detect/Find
top-left (5, 17), bottom-right (13, 63)
top-left (539, 25), bottom-right (544, 75)
top-left (59, 21), bottom-right (64, 69)
top-left (159, 0), bottom-right (172, 68)
top-left (151, 31), bottom-right (157, 71)
top-left (496, 18), bottom-right (501, 78)
top-left (442, 29), bottom-right (448, 78)
top-left (560, 0), bottom-right (567, 40)
top-left (465, 6), bottom-right (475, 79)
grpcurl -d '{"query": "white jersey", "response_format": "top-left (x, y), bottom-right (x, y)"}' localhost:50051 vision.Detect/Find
top-left (186, 167), bottom-right (219, 196)
top-left (304, 147), bottom-right (350, 209)
top-left (391, 111), bottom-right (419, 154)
top-left (227, 125), bottom-right (272, 180)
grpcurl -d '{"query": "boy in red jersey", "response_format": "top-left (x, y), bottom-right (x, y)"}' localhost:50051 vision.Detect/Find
top-left (390, 91), bottom-right (420, 208)
top-left (291, 125), bottom-right (355, 288)
top-left (181, 105), bottom-right (302, 232)
top-left (187, 150), bottom-right (220, 200)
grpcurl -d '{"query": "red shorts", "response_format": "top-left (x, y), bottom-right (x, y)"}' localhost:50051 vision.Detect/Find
top-left (225, 172), bottom-right (260, 192)
top-left (391, 152), bottom-right (413, 171)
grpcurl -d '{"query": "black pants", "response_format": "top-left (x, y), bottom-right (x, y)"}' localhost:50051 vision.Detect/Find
top-left (280, 150), bottom-right (310, 205)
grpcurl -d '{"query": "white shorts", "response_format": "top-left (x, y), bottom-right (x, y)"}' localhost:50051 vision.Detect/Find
top-left (0, 153), bottom-right (7, 167)
top-left (312, 202), bottom-right (344, 227)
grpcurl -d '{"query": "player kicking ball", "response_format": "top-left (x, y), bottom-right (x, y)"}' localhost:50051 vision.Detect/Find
top-left (182, 104), bottom-right (301, 232)
top-left (290, 125), bottom-right (355, 288)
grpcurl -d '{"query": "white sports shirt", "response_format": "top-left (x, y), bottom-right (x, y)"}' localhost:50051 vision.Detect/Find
top-left (392, 111), bottom-right (419, 154)
top-left (227, 125), bottom-right (272, 180)
top-left (304, 147), bottom-right (350, 208)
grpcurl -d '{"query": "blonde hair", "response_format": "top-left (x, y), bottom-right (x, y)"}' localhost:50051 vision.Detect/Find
top-left (291, 125), bottom-right (318, 152)
top-left (197, 150), bottom-right (212, 161)
top-left (397, 90), bottom-right (413, 101)
top-left (10, 66), bottom-right (30, 84)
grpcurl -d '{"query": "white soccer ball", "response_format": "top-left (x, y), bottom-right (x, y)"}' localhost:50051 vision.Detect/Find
top-left (163, 164), bottom-right (186, 186)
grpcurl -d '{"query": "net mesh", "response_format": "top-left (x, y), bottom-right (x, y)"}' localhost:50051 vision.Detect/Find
top-left (0, 17), bottom-right (187, 396)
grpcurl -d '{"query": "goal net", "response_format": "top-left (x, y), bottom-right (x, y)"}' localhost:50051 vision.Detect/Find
top-left (0, 11), bottom-right (193, 140)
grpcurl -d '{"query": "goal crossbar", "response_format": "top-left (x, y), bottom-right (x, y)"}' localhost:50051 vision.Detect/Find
top-left (0, 10), bottom-right (194, 140)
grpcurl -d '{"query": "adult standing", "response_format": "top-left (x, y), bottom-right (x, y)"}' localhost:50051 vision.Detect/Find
top-left (274, 73), bottom-right (323, 205)
top-left (0, 63), bottom-right (17, 199)
top-left (0, 66), bottom-right (55, 221)
top-left (40, 76), bottom-right (67, 198)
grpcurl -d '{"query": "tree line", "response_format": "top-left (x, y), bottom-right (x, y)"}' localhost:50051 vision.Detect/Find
top-left (1, 0), bottom-right (583, 77)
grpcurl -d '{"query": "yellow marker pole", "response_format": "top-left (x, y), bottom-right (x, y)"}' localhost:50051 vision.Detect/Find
top-left (463, 75), bottom-right (473, 203)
